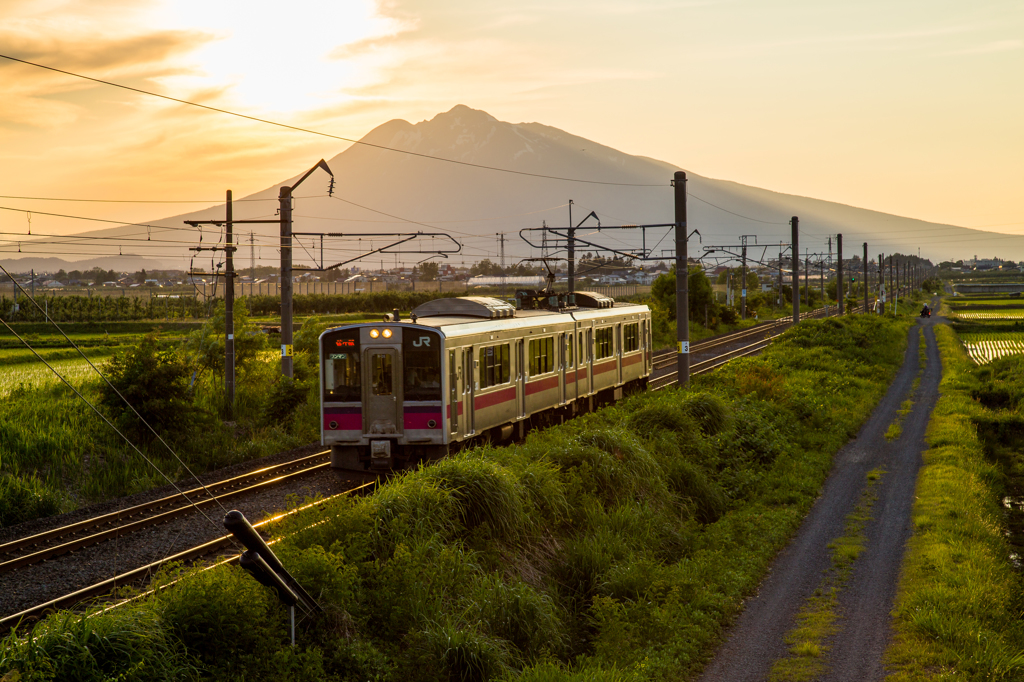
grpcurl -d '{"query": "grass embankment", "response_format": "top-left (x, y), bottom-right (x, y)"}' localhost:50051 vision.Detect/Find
top-left (884, 325), bottom-right (1024, 679)
top-left (1, 315), bottom-right (912, 682)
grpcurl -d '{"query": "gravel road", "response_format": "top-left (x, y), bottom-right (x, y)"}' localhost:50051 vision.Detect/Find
top-left (697, 309), bottom-right (943, 682)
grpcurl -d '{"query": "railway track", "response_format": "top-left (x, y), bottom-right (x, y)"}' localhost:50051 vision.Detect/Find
top-left (0, 451), bottom-right (333, 576)
top-left (0, 481), bottom-right (375, 630)
top-left (2, 305), bottom-right (858, 629)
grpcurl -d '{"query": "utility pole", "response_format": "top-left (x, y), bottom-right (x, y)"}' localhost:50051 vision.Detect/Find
top-left (277, 158), bottom-right (333, 379)
top-left (863, 243), bottom-right (868, 313)
top-left (804, 250), bottom-right (809, 308)
top-left (819, 259), bottom-right (825, 312)
top-left (674, 172), bottom-right (689, 386)
top-left (740, 236), bottom-right (748, 320)
top-left (279, 185), bottom-right (294, 378)
top-left (888, 255), bottom-right (893, 313)
top-left (791, 217), bottom-right (799, 324)
top-left (778, 242), bottom-right (784, 309)
top-left (567, 210), bottom-right (576, 295)
top-left (499, 233), bottom-right (506, 299)
top-left (837, 234), bottom-right (844, 314)
top-left (225, 190), bottom-right (235, 415)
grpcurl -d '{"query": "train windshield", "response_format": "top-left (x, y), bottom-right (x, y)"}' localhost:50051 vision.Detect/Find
top-left (403, 330), bottom-right (442, 401)
top-left (323, 330), bottom-right (361, 402)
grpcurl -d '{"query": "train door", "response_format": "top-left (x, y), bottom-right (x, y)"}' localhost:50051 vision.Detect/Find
top-left (448, 349), bottom-right (459, 437)
top-left (617, 324), bottom-right (624, 384)
top-left (516, 340), bottom-right (526, 419)
top-left (564, 331), bottom-right (576, 404)
top-left (463, 347), bottom-right (475, 435)
top-left (586, 328), bottom-right (593, 390)
top-left (644, 320), bottom-right (652, 371)
top-left (558, 333), bottom-right (566, 405)
top-left (365, 348), bottom-right (400, 433)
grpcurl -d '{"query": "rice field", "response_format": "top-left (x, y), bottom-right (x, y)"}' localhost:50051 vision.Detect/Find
top-left (960, 333), bottom-right (1024, 364)
top-left (953, 311), bottom-right (1024, 320)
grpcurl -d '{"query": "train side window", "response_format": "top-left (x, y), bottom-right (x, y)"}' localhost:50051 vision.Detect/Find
top-left (578, 332), bottom-right (584, 363)
top-left (479, 344), bottom-right (511, 388)
top-left (623, 323), bottom-right (640, 353)
top-left (528, 337), bottom-right (554, 376)
top-left (567, 333), bottom-right (574, 367)
top-left (595, 327), bottom-right (614, 360)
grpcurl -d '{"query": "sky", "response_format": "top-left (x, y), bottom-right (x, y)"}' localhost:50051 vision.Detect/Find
top-left (1, 0), bottom-right (1022, 249)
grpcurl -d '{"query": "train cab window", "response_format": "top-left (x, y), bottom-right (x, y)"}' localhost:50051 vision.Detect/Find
top-left (479, 344), bottom-right (511, 388)
top-left (404, 331), bottom-right (442, 401)
top-left (623, 323), bottom-right (640, 353)
top-left (324, 330), bottom-right (360, 402)
top-left (371, 353), bottom-right (393, 396)
top-left (529, 337), bottom-right (555, 376)
top-left (595, 327), bottom-right (614, 360)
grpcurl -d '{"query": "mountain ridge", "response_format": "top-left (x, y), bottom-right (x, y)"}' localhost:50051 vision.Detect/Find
top-left (7, 104), bottom-right (1015, 269)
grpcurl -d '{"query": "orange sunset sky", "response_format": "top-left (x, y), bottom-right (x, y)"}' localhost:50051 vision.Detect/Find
top-left (1, 0), bottom-right (1022, 245)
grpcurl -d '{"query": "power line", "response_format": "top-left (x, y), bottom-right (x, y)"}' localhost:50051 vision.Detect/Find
top-left (0, 195), bottom-right (276, 204)
top-left (0, 53), bottom-right (664, 188)
top-left (687, 193), bottom-right (789, 225)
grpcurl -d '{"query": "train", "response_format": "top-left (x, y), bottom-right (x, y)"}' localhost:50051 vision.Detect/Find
top-left (319, 290), bottom-right (653, 469)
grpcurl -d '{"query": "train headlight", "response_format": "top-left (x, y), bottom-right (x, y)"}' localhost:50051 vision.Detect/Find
top-left (369, 329), bottom-right (380, 338)
top-left (382, 329), bottom-right (393, 339)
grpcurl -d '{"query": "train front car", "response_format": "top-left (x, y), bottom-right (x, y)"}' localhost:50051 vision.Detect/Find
top-left (320, 323), bottom-right (445, 470)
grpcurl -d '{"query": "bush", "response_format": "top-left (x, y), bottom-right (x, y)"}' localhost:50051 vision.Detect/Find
top-left (262, 376), bottom-right (308, 426)
top-left (97, 335), bottom-right (198, 441)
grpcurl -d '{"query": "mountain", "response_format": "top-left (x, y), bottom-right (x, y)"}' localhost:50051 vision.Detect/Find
top-left (11, 105), bottom-right (1018, 271)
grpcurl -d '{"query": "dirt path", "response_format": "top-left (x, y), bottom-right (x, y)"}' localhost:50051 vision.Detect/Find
top-left (697, 311), bottom-right (943, 682)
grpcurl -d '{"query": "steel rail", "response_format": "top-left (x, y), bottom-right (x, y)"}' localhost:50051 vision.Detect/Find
top-left (0, 451), bottom-right (331, 573)
top-left (0, 482), bottom-right (375, 631)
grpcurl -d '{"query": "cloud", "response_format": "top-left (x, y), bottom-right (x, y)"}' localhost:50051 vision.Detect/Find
top-left (0, 28), bottom-right (216, 127)
top-left (944, 39), bottom-right (1024, 56)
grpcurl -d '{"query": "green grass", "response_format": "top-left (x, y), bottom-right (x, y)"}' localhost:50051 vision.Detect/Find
top-left (0, 314), bottom-right (915, 682)
top-left (884, 324), bottom-right (1024, 680)
top-left (0, 349), bottom-right (122, 396)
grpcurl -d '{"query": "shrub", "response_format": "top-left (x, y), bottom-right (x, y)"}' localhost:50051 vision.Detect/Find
top-left (420, 454), bottom-right (527, 544)
top-left (678, 391), bottom-right (731, 436)
top-left (97, 335), bottom-right (198, 441)
top-left (262, 376), bottom-right (307, 426)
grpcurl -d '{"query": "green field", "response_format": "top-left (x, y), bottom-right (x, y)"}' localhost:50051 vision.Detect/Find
top-left (0, 348), bottom-right (122, 396)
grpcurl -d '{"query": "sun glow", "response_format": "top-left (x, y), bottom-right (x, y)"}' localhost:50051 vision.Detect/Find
top-left (154, 0), bottom-right (405, 114)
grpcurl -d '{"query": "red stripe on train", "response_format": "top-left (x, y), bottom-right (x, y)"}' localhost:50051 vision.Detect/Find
top-left (475, 386), bottom-right (517, 410)
top-left (526, 375), bottom-right (560, 395)
top-left (405, 411), bottom-right (442, 430)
